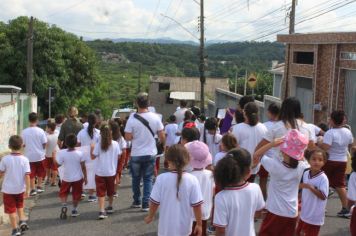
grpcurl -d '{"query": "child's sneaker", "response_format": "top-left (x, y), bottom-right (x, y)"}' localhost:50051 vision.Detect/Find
top-left (141, 207), bottom-right (149, 212)
top-left (29, 189), bottom-right (37, 196)
top-left (337, 207), bottom-right (351, 218)
top-left (19, 220), bottom-right (29, 232)
top-left (98, 212), bottom-right (108, 220)
top-left (60, 206), bottom-right (68, 220)
top-left (36, 187), bottom-right (44, 193)
top-left (113, 192), bottom-right (119, 198)
top-left (11, 228), bottom-right (21, 236)
top-left (130, 203), bottom-right (141, 208)
top-left (105, 206), bottom-right (114, 214)
top-left (88, 195), bottom-right (97, 202)
top-left (207, 225), bottom-right (216, 234)
top-left (71, 209), bottom-right (80, 217)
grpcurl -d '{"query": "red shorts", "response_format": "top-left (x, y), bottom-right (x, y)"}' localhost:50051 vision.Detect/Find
top-left (59, 179), bottom-right (83, 202)
top-left (95, 175), bottom-right (116, 197)
top-left (43, 157), bottom-right (58, 171)
top-left (258, 165), bottom-right (269, 178)
top-left (30, 160), bottom-right (46, 179)
top-left (259, 211), bottom-right (297, 236)
top-left (296, 219), bottom-right (321, 236)
top-left (3, 193), bottom-right (24, 214)
top-left (351, 207), bottom-right (356, 236)
top-left (322, 160), bottom-right (346, 188)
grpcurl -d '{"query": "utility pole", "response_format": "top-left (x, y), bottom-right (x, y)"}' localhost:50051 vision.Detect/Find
top-left (289, 0), bottom-right (296, 34)
top-left (199, 0), bottom-right (206, 114)
top-left (26, 16), bottom-right (34, 94)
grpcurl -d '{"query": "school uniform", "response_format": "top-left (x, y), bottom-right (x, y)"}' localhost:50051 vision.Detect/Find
top-left (296, 170), bottom-right (329, 236)
top-left (150, 172), bottom-right (203, 236)
top-left (201, 132), bottom-right (222, 159)
top-left (93, 141), bottom-right (121, 197)
top-left (44, 132), bottom-right (59, 171)
top-left (116, 137), bottom-right (128, 181)
top-left (259, 155), bottom-right (309, 236)
top-left (22, 127), bottom-right (47, 179)
top-left (322, 128), bottom-right (353, 188)
top-left (213, 182), bottom-right (265, 236)
top-left (214, 151), bottom-right (227, 167)
top-left (56, 149), bottom-right (86, 201)
top-left (0, 154), bottom-right (30, 214)
top-left (348, 172), bottom-right (356, 236)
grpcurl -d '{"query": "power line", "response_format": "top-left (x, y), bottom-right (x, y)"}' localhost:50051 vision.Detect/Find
top-left (162, 0), bottom-right (184, 33)
top-left (46, 0), bottom-right (88, 18)
top-left (153, 0), bottom-right (175, 36)
top-left (145, 0), bottom-right (162, 36)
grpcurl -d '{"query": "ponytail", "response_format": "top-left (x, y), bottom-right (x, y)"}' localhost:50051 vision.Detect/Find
top-left (244, 102), bottom-right (259, 126)
top-left (100, 123), bottom-right (112, 152)
top-left (87, 114), bottom-right (97, 139)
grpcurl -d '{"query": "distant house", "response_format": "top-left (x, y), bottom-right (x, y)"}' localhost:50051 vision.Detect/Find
top-left (277, 32), bottom-right (356, 134)
top-left (148, 76), bottom-right (229, 119)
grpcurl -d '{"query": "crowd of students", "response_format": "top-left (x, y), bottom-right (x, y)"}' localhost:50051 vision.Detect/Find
top-left (0, 94), bottom-right (355, 236)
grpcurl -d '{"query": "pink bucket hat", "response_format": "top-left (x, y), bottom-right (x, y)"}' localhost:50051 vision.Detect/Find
top-left (185, 141), bottom-right (212, 169)
top-left (280, 129), bottom-right (309, 160)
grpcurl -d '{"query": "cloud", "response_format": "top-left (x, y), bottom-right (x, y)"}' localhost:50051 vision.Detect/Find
top-left (0, 0), bottom-right (356, 41)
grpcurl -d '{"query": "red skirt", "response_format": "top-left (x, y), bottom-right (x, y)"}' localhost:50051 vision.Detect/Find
top-left (259, 211), bottom-right (297, 236)
top-left (351, 207), bottom-right (356, 236)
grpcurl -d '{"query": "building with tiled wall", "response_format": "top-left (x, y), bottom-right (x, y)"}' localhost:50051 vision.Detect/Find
top-left (277, 32), bottom-right (356, 134)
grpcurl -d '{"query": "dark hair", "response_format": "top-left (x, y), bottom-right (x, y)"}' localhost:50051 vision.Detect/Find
top-left (9, 135), bottom-right (23, 150)
top-left (55, 114), bottom-right (65, 125)
top-left (235, 110), bottom-right (244, 124)
top-left (279, 97), bottom-right (301, 129)
top-left (318, 123), bottom-right (329, 132)
top-left (184, 110), bottom-right (193, 121)
top-left (181, 127), bottom-right (200, 142)
top-left (136, 92), bottom-right (149, 109)
top-left (86, 114), bottom-right (97, 139)
top-left (221, 133), bottom-right (238, 151)
top-left (288, 158), bottom-right (299, 169)
top-left (100, 123), bottom-right (112, 152)
top-left (46, 122), bottom-right (56, 132)
top-left (330, 110), bottom-right (345, 126)
top-left (351, 149), bottom-right (356, 173)
top-left (244, 102), bottom-right (259, 126)
top-left (239, 96), bottom-right (255, 110)
top-left (166, 144), bottom-right (190, 198)
top-left (65, 134), bottom-right (77, 148)
top-left (168, 115), bottom-right (176, 123)
top-left (214, 148), bottom-right (251, 189)
top-left (267, 102), bottom-right (280, 117)
top-left (304, 147), bottom-right (328, 163)
top-left (29, 112), bottom-right (38, 123)
top-left (180, 100), bottom-right (188, 108)
top-left (198, 114), bottom-right (206, 122)
top-left (191, 106), bottom-right (201, 117)
top-left (109, 120), bottom-right (122, 141)
top-left (203, 117), bottom-right (218, 143)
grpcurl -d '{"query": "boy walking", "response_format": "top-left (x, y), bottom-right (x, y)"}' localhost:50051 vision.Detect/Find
top-left (22, 112), bottom-right (47, 196)
top-left (55, 134), bottom-right (87, 219)
top-left (0, 135), bottom-right (30, 236)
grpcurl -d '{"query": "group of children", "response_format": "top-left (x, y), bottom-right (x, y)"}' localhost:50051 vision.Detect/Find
top-left (1, 94), bottom-right (356, 236)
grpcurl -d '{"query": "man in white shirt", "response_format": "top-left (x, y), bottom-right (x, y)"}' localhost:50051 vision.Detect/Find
top-left (174, 100), bottom-right (189, 124)
top-left (125, 93), bottom-right (165, 212)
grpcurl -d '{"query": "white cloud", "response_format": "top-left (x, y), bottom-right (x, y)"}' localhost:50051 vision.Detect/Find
top-left (0, 0), bottom-right (356, 41)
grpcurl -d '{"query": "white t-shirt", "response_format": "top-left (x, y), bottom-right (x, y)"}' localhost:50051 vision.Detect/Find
top-left (150, 172), bottom-right (203, 236)
top-left (213, 182), bottom-right (265, 236)
top-left (232, 122), bottom-right (268, 157)
top-left (202, 132), bottom-right (222, 158)
top-left (305, 123), bottom-right (318, 143)
top-left (347, 172), bottom-right (356, 202)
top-left (45, 133), bottom-right (59, 158)
top-left (261, 155), bottom-right (308, 217)
top-left (214, 151), bottom-right (227, 166)
top-left (56, 149), bottom-right (85, 182)
top-left (300, 170), bottom-right (329, 226)
top-left (263, 121), bottom-right (278, 158)
top-left (323, 128), bottom-right (353, 162)
top-left (165, 123), bottom-right (179, 147)
top-left (174, 108), bottom-right (188, 124)
top-left (124, 112), bottom-right (164, 157)
top-left (191, 170), bottom-right (215, 220)
top-left (0, 154), bottom-right (31, 194)
top-left (93, 140), bottom-right (122, 177)
top-left (117, 136), bottom-right (127, 151)
top-left (22, 127), bottom-right (47, 162)
top-left (77, 127), bottom-right (100, 147)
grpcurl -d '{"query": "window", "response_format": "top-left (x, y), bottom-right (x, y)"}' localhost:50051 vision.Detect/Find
top-left (158, 83), bottom-right (170, 92)
top-left (341, 52), bottom-right (356, 60)
top-left (293, 51), bottom-right (314, 65)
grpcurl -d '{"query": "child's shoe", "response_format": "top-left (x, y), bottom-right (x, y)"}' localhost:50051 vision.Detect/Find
top-left (71, 209), bottom-right (80, 217)
top-left (207, 225), bottom-right (216, 234)
top-left (19, 220), bottom-right (29, 232)
top-left (337, 207), bottom-right (351, 218)
top-left (113, 192), bottom-right (119, 198)
top-left (29, 189), bottom-right (37, 196)
top-left (36, 187), bottom-right (44, 193)
top-left (98, 212), bottom-right (108, 220)
top-left (11, 228), bottom-right (21, 236)
top-left (60, 206), bottom-right (68, 220)
top-left (87, 195), bottom-right (97, 202)
top-left (105, 206), bottom-right (114, 214)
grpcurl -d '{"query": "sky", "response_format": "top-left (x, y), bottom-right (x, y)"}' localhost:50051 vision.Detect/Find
top-left (1, 0), bottom-right (356, 42)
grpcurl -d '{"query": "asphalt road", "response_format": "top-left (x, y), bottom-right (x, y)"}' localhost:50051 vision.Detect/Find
top-left (2, 169), bottom-right (351, 236)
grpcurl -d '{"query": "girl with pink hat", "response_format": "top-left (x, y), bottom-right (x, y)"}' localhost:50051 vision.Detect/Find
top-left (253, 129), bottom-right (309, 236)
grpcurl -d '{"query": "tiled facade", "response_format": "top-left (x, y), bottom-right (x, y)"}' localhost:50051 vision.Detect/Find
top-left (278, 32), bottom-right (356, 125)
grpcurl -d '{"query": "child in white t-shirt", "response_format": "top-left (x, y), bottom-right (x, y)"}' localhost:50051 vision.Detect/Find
top-left (253, 129), bottom-right (309, 236)
top-left (202, 117), bottom-right (222, 158)
top-left (164, 115), bottom-right (179, 168)
top-left (186, 141), bottom-right (214, 235)
top-left (213, 148), bottom-right (265, 236)
top-left (296, 148), bottom-right (329, 236)
top-left (214, 133), bottom-right (238, 167)
top-left (0, 136), bottom-right (30, 236)
top-left (145, 144), bottom-right (204, 236)
top-left (348, 150), bottom-right (356, 236)
top-left (55, 134), bottom-right (87, 219)
top-left (22, 112), bottom-right (47, 196)
top-left (92, 124), bottom-right (122, 220)
top-left (44, 122), bottom-right (59, 186)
